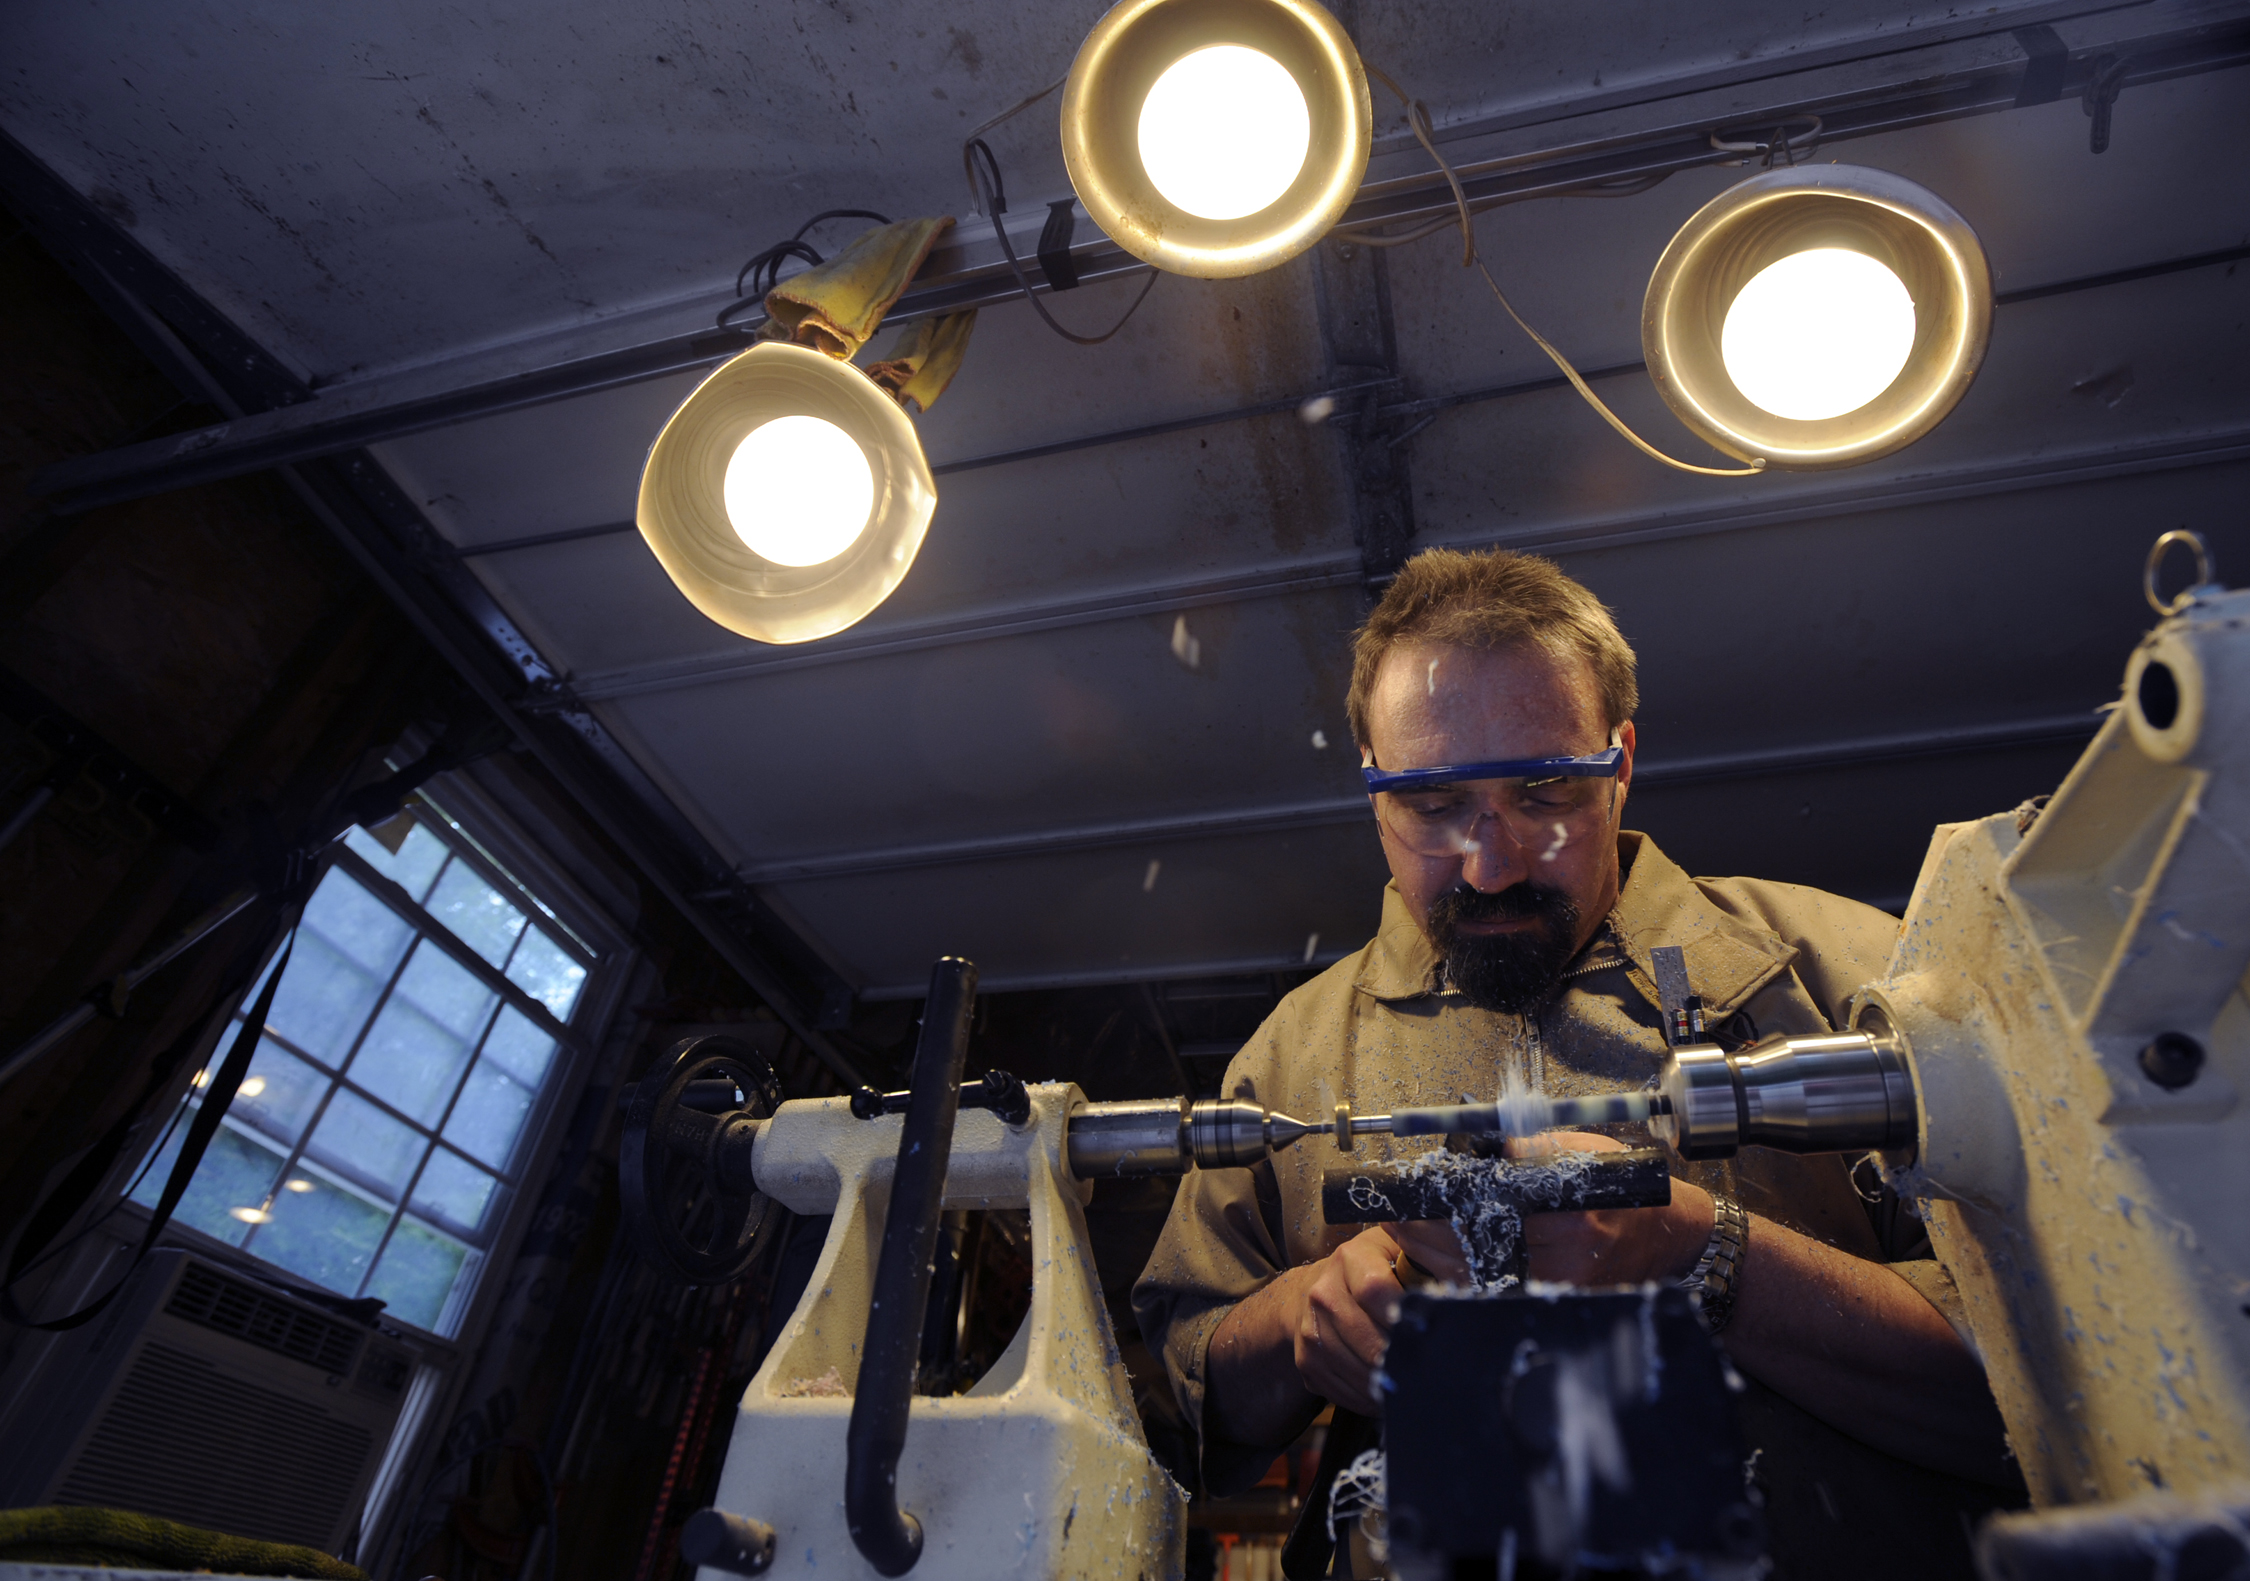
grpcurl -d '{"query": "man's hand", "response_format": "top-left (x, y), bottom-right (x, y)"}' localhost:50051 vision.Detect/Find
top-left (1511, 1131), bottom-right (1715, 1285)
top-left (1213, 1133), bottom-right (1715, 1429)
top-left (1510, 1133), bottom-right (2018, 1484)
top-left (1290, 1226), bottom-right (1409, 1413)
top-left (1209, 1224), bottom-right (1428, 1430)
top-left (1376, 1134), bottom-right (1716, 1287)
top-left (1207, 1133), bottom-right (2018, 1489)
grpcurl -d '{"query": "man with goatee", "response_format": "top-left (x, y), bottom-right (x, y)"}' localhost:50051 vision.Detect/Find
top-left (1132, 548), bottom-right (2024, 1578)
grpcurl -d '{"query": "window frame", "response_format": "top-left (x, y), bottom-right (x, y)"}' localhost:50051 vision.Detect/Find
top-left (172, 845), bottom-right (580, 1331)
top-left (131, 780), bottom-right (634, 1352)
top-left (66, 767), bottom-right (640, 1569)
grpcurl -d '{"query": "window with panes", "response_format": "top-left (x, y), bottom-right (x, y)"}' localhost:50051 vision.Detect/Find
top-left (133, 803), bottom-right (600, 1335)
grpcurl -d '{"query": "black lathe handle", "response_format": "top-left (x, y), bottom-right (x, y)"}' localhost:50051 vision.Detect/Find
top-left (844, 956), bottom-right (977, 1576)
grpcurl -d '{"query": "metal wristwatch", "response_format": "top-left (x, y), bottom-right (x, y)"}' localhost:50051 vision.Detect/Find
top-left (1682, 1193), bottom-right (1749, 1334)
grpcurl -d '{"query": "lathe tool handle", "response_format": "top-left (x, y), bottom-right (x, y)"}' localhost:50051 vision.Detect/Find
top-left (845, 955), bottom-right (977, 1577)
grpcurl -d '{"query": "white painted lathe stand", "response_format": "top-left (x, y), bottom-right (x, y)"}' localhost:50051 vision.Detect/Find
top-left (706, 1081), bottom-right (1186, 1581)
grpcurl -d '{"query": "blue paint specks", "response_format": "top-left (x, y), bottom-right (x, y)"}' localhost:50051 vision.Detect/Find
top-left (2153, 910), bottom-right (2230, 949)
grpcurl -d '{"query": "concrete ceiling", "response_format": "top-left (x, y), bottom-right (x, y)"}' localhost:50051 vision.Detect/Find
top-left (6, 0), bottom-right (2248, 1000)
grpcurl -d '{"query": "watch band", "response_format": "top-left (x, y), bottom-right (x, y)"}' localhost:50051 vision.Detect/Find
top-left (1682, 1193), bottom-right (1749, 1334)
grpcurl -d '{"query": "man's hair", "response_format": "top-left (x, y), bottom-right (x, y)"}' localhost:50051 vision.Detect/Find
top-left (1346, 547), bottom-right (1639, 746)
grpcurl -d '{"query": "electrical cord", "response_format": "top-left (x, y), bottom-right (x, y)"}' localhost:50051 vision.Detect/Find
top-left (715, 209), bottom-right (896, 334)
top-left (961, 81), bottom-right (1160, 346)
top-left (4, 1084), bottom-right (196, 1288)
top-left (1710, 114), bottom-right (1823, 167)
top-left (2, 909), bottom-right (306, 1334)
top-left (1328, 172), bottom-right (1672, 248)
top-left (1360, 61), bottom-right (1767, 479)
top-left (965, 144), bottom-right (1158, 345)
top-left (961, 75), bottom-right (1067, 148)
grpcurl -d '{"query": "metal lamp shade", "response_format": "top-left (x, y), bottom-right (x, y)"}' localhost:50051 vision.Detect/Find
top-left (1642, 165), bottom-right (1992, 471)
top-left (637, 341), bottom-right (937, 645)
top-left (1061, 0), bottom-right (1370, 279)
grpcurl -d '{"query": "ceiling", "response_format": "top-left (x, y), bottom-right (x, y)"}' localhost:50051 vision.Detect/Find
top-left (5, 0), bottom-right (2248, 1004)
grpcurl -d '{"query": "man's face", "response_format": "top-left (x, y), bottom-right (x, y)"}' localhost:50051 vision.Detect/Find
top-left (1362, 639), bottom-right (1634, 1010)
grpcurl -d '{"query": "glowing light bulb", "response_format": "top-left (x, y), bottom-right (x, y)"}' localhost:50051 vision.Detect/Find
top-left (229, 1206), bottom-right (273, 1225)
top-left (1137, 46), bottom-right (1311, 220)
top-left (238, 1076), bottom-right (267, 1098)
top-left (1720, 249), bottom-right (1917, 421)
top-left (285, 1178), bottom-right (316, 1193)
top-left (722, 415), bottom-right (875, 567)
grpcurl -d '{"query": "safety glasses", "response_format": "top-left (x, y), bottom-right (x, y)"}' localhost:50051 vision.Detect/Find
top-left (1362, 731), bottom-right (1623, 860)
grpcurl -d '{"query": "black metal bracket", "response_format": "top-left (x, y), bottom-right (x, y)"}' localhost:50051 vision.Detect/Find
top-left (2084, 53), bottom-right (2131, 153)
top-left (2012, 24), bottom-right (2069, 107)
top-left (851, 1068), bottom-right (1030, 1128)
top-left (1037, 199), bottom-right (1081, 292)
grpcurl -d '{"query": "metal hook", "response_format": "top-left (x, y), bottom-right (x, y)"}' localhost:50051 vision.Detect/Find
top-left (2144, 529), bottom-right (2217, 616)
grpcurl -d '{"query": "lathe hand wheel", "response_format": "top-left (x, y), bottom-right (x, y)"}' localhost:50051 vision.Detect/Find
top-left (620, 1035), bottom-right (785, 1284)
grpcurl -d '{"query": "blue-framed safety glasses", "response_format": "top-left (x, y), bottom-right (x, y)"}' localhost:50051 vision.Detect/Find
top-left (1362, 729), bottom-right (1624, 859)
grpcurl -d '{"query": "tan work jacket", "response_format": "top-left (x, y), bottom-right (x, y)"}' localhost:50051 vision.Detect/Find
top-left (1132, 832), bottom-right (2008, 1570)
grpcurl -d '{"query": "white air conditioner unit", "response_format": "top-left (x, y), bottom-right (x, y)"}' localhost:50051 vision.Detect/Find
top-left (0, 1247), bottom-right (419, 1556)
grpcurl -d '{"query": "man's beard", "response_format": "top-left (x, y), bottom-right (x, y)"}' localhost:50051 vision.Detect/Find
top-left (1428, 881), bottom-right (1583, 1013)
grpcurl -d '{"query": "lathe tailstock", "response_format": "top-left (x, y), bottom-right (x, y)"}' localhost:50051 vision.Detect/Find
top-left (714, 1088), bottom-right (1184, 1581)
top-left (626, 958), bottom-right (1187, 1581)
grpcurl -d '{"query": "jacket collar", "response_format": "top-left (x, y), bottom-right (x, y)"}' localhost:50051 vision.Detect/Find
top-left (1604, 831), bottom-right (1797, 1017)
top-left (1354, 883), bottom-right (1445, 1001)
top-left (1352, 831), bottom-right (1796, 1016)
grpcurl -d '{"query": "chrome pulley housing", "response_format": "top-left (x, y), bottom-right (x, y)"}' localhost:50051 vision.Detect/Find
top-left (620, 1035), bottom-right (785, 1284)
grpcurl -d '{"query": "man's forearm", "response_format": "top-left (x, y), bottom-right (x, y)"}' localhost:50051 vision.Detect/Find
top-left (1203, 1210), bottom-right (2015, 1489)
top-left (1205, 1266), bottom-right (1327, 1448)
top-left (1727, 1214), bottom-right (2018, 1487)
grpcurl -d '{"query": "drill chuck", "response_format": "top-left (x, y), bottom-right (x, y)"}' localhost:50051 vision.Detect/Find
top-left (1652, 1029), bottom-right (1917, 1160)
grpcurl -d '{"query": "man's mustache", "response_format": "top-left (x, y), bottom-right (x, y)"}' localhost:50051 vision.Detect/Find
top-left (1430, 882), bottom-right (1572, 927)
